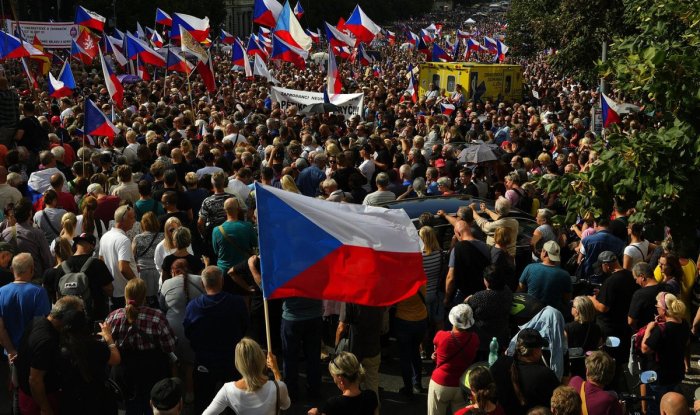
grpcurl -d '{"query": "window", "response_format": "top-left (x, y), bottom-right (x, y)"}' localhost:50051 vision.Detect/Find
top-left (447, 76), bottom-right (456, 92)
top-left (505, 75), bottom-right (512, 93)
top-left (432, 74), bottom-right (441, 88)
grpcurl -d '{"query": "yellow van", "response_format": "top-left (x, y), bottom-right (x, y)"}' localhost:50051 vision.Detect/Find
top-left (418, 62), bottom-right (523, 103)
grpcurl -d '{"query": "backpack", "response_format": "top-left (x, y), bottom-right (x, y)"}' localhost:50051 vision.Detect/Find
top-left (59, 258), bottom-right (95, 317)
top-left (629, 322), bottom-right (665, 375)
top-left (514, 188), bottom-right (533, 213)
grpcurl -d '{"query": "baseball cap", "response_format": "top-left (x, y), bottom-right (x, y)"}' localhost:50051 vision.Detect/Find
top-left (448, 304), bottom-right (475, 330)
top-left (435, 159), bottom-right (446, 168)
top-left (543, 240), bottom-right (561, 262)
top-left (517, 328), bottom-right (548, 349)
top-left (73, 233), bottom-right (96, 248)
top-left (598, 251), bottom-right (618, 264)
top-left (150, 377), bottom-right (183, 411)
top-left (0, 241), bottom-right (15, 254)
top-left (86, 183), bottom-right (103, 195)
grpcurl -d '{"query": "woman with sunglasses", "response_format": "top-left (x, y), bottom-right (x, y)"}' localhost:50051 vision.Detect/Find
top-left (307, 352), bottom-right (378, 415)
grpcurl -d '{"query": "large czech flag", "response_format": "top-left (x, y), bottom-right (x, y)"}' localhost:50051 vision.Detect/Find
top-left (345, 5), bottom-right (381, 44)
top-left (75, 6), bottom-right (106, 32)
top-left (99, 49), bottom-right (124, 108)
top-left (325, 22), bottom-right (356, 48)
top-left (273, 0), bottom-right (311, 51)
top-left (126, 32), bottom-right (166, 66)
top-left (48, 62), bottom-right (75, 98)
top-left (271, 34), bottom-right (307, 69)
top-left (255, 184), bottom-right (426, 306)
top-left (601, 93), bottom-right (621, 128)
top-left (84, 99), bottom-right (118, 139)
top-left (0, 31), bottom-right (29, 59)
top-left (155, 8), bottom-right (172, 26)
top-left (254, 0), bottom-right (283, 28)
top-left (432, 43), bottom-right (452, 62)
top-left (170, 13), bottom-right (210, 43)
top-left (166, 48), bottom-right (194, 74)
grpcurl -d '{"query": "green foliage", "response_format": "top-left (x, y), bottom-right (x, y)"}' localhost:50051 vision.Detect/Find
top-left (542, 0), bottom-right (700, 254)
top-left (505, 0), bottom-right (561, 56)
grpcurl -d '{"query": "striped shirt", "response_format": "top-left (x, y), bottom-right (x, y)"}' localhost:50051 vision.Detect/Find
top-left (423, 250), bottom-right (444, 295)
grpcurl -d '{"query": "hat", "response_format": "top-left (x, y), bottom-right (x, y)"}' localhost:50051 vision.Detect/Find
top-left (50, 116), bottom-right (61, 126)
top-left (73, 233), bottom-right (96, 247)
top-left (448, 304), bottom-right (474, 330)
top-left (542, 240), bottom-right (560, 262)
top-left (86, 183), bottom-right (103, 195)
top-left (150, 377), bottom-right (183, 411)
top-left (0, 241), bottom-right (15, 254)
top-left (435, 158), bottom-right (446, 168)
top-left (598, 251), bottom-right (618, 264)
top-left (517, 328), bottom-right (548, 349)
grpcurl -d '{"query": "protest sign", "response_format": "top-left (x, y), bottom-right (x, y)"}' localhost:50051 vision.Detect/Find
top-left (4, 21), bottom-right (78, 49)
top-left (270, 87), bottom-right (364, 119)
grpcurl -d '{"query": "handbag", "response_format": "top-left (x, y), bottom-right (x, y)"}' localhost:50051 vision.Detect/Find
top-left (336, 304), bottom-right (357, 354)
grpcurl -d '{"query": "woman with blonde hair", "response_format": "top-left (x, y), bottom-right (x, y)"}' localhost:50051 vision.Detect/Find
top-left (202, 338), bottom-right (289, 415)
top-left (42, 237), bottom-right (74, 303)
top-left (564, 296), bottom-right (602, 377)
top-left (308, 352), bottom-right (378, 415)
top-left (106, 278), bottom-right (176, 415)
top-left (153, 216), bottom-right (193, 276)
top-left (281, 174), bottom-right (301, 194)
top-left (641, 292), bottom-right (690, 415)
top-left (50, 212), bottom-right (77, 255)
top-left (420, 226), bottom-right (446, 342)
top-left (74, 195), bottom-right (105, 252)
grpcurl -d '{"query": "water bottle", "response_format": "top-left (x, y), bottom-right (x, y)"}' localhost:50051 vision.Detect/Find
top-left (488, 337), bottom-right (499, 366)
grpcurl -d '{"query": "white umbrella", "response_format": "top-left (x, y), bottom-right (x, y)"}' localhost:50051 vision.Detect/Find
top-left (311, 52), bottom-right (329, 63)
top-left (465, 18), bottom-right (476, 24)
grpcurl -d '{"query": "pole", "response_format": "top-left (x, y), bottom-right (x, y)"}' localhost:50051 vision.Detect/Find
top-left (600, 40), bottom-right (607, 94)
top-left (185, 65), bottom-right (195, 115)
top-left (263, 298), bottom-right (272, 353)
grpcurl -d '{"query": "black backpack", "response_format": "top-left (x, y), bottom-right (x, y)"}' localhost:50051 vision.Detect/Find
top-left (58, 258), bottom-right (94, 317)
top-left (515, 188), bottom-right (533, 213)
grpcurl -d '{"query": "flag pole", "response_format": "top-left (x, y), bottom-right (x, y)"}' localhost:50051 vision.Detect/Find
top-left (185, 64), bottom-right (195, 115)
top-left (263, 298), bottom-right (272, 353)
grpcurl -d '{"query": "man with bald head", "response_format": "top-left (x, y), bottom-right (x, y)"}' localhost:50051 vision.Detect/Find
top-left (212, 197), bottom-right (257, 276)
top-left (0, 166), bottom-right (22, 214)
top-left (439, 206), bottom-right (492, 308)
top-left (660, 391), bottom-right (689, 415)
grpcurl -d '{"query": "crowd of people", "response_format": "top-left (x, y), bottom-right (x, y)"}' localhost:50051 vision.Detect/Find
top-left (0, 3), bottom-right (698, 415)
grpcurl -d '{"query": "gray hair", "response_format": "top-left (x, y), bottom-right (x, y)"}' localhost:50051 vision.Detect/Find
top-left (376, 172), bottom-right (389, 187)
top-left (494, 196), bottom-right (511, 216)
top-left (201, 266), bottom-right (223, 288)
top-left (50, 145), bottom-right (65, 161)
top-left (114, 205), bottom-right (131, 223)
top-left (399, 164), bottom-right (412, 180)
top-left (632, 262), bottom-right (653, 279)
top-left (12, 253), bottom-right (33, 276)
top-left (437, 177), bottom-right (451, 187)
top-left (49, 295), bottom-right (84, 319)
top-left (174, 227), bottom-right (192, 250)
top-left (413, 177), bottom-right (426, 195)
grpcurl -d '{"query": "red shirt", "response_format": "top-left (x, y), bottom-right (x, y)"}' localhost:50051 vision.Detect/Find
top-left (33, 191), bottom-right (78, 213)
top-left (455, 404), bottom-right (505, 415)
top-left (95, 195), bottom-right (121, 227)
top-left (431, 330), bottom-right (479, 387)
top-left (568, 376), bottom-right (623, 415)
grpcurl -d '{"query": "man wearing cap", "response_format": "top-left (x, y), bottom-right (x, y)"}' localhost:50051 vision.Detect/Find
top-left (518, 241), bottom-right (572, 313)
top-left (490, 328), bottom-right (560, 415)
top-left (150, 377), bottom-right (183, 415)
top-left (99, 205), bottom-right (138, 309)
top-left (54, 233), bottom-right (114, 323)
top-left (579, 217), bottom-right (626, 279)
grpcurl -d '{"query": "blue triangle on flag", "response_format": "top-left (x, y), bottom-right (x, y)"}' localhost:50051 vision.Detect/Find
top-left (255, 184), bottom-right (342, 298)
top-left (323, 90), bottom-right (331, 104)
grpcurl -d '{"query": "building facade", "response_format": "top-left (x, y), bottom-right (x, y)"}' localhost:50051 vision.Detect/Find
top-left (224, 0), bottom-right (254, 38)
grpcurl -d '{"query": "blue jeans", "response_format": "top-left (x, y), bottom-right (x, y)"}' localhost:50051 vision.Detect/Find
top-left (281, 317), bottom-right (322, 398)
top-left (394, 318), bottom-right (428, 389)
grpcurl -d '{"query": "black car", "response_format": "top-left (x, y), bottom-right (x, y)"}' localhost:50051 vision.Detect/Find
top-left (379, 194), bottom-right (538, 275)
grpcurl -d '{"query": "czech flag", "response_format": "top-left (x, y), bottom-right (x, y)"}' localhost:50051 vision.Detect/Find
top-left (105, 35), bottom-right (128, 67)
top-left (232, 38), bottom-right (247, 66)
top-left (345, 5), bottom-right (381, 44)
top-left (126, 32), bottom-right (166, 66)
top-left (99, 49), bottom-right (124, 108)
top-left (405, 30), bottom-right (419, 46)
top-left (417, 37), bottom-right (431, 58)
top-left (440, 103), bottom-right (455, 116)
top-left (305, 28), bottom-right (320, 44)
top-left (326, 44), bottom-right (341, 97)
top-left (293, 1), bottom-right (304, 19)
top-left (247, 35), bottom-right (268, 58)
top-left (332, 45), bottom-right (352, 60)
top-left (155, 8), bottom-right (172, 26)
top-left (170, 13), bottom-right (210, 43)
top-left (255, 184), bottom-right (426, 306)
top-left (271, 34), bottom-right (307, 69)
top-left (253, 54), bottom-right (278, 84)
top-left (457, 29), bottom-right (471, 40)
top-left (465, 38), bottom-right (481, 60)
top-left (273, 0), bottom-right (312, 51)
top-left (401, 71), bottom-right (418, 104)
top-left (71, 29), bottom-right (99, 64)
top-left (495, 40), bottom-right (509, 62)
top-left (220, 29), bottom-right (235, 45)
top-left (432, 43), bottom-right (452, 62)
top-left (325, 22), bottom-right (355, 48)
top-left (420, 29), bottom-right (433, 44)
top-left (84, 99), bottom-right (118, 139)
top-left (254, 0), bottom-right (283, 28)
top-left (357, 43), bottom-right (374, 66)
top-left (451, 38), bottom-right (461, 61)
top-left (166, 48), bottom-right (194, 74)
top-left (385, 29), bottom-right (395, 45)
top-left (0, 31), bottom-right (30, 59)
top-left (483, 37), bottom-right (498, 53)
top-left (48, 61), bottom-right (75, 98)
top-left (601, 93), bottom-right (621, 128)
top-left (147, 28), bottom-right (164, 48)
top-left (75, 6), bottom-right (106, 32)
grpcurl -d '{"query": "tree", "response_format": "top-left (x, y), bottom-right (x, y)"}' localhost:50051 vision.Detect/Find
top-left (541, 0), bottom-right (700, 255)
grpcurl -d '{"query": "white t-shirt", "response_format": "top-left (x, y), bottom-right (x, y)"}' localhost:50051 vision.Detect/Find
top-left (624, 240), bottom-right (650, 266)
top-left (99, 228), bottom-right (138, 298)
top-left (359, 159), bottom-right (375, 192)
top-left (202, 381), bottom-right (291, 415)
top-left (73, 215), bottom-right (106, 254)
top-left (225, 178), bottom-right (250, 209)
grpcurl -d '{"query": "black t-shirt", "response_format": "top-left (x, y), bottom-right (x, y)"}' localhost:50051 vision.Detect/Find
top-left (49, 255), bottom-right (114, 322)
top-left (320, 390), bottom-right (378, 415)
top-left (17, 317), bottom-right (61, 395)
top-left (645, 320), bottom-right (690, 385)
top-left (609, 217), bottom-right (629, 243)
top-left (17, 116), bottom-right (48, 152)
top-left (596, 269), bottom-right (637, 337)
top-left (59, 337), bottom-right (113, 412)
top-left (158, 211), bottom-right (192, 232)
top-left (0, 268), bottom-right (12, 288)
top-left (628, 284), bottom-right (663, 331)
top-left (565, 321), bottom-right (603, 377)
top-left (490, 355), bottom-right (559, 415)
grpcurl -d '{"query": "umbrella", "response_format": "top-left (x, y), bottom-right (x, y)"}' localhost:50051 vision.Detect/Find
top-left (458, 143), bottom-right (498, 164)
top-left (465, 18), bottom-right (476, 24)
top-left (400, 42), bottom-right (415, 50)
top-left (300, 102), bottom-right (342, 114)
top-left (311, 52), bottom-right (329, 63)
top-left (117, 74), bottom-right (141, 84)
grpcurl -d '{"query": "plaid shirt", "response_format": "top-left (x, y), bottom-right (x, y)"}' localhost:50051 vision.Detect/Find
top-left (106, 306), bottom-right (176, 353)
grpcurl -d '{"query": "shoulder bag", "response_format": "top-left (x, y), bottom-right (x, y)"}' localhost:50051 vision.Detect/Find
top-left (218, 225), bottom-right (253, 257)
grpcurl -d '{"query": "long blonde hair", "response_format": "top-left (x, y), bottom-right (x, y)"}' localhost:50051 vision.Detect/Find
top-left (60, 212), bottom-right (77, 238)
top-left (419, 226), bottom-right (440, 255)
top-left (657, 292), bottom-right (687, 321)
top-left (163, 217), bottom-right (183, 251)
top-left (281, 175), bottom-right (300, 194)
top-left (234, 338), bottom-right (267, 392)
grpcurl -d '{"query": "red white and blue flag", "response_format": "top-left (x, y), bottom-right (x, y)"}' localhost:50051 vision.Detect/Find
top-left (385, 29), bottom-right (396, 45)
top-left (420, 29), bottom-right (434, 44)
top-left (440, 103), bottom-right (455, 116)
top-left (293, 1), bottom-right (304, 19)
top-left (432, 43), bottom-right (452, 62)
top-left (254, 0), bottom-right (283, 28)
top-left (156, 8), bottom-right (172, 26)
top-left (255, 184), bottom-right (426, 306)
top-left (0, 31), bottom-right (30, 59)
top-left (332, 45), bottom-right (352, 59)
top-left (357, 43), bottom-right (374, 66)
top-left (148, 28), bottom-right (164, 48)
top-left (75, 6), bottom-right (106, 32)
top-left (166, 48), bottom-right (194, 74)
top-left (345, 5), bottom-right (381, 44)
top-left (326, 44), bottom-right (341, 97)
top-left (232, 39), bottom-right (253, 78)
top-left (457, 29), bottom-right (471, 40)
top-left (601, 94), bottom-right (621, 128)
top-left (325, 22), bottom-right (356, 48)
top-left (271, 34), bottom-right (307, 69)
top-left (220, 29), bottom-right (235, 45)
top-left (465, 38), bottom-right (481, 60)
top-left (273, 0), bottom-right (312, 51)
top-left (84, 99), bottom-right (119, 139)
top-left (126, 32), bottom-right (166, 66)
top-left (99, 49), bottom-right (124, 108)
top-left (483, 37), bottom-right (498, 53)
top-left (247, 35), bottom-right (268, 58)
top-left (170, 13), bottom-right (210, 42)
top-left (104, 35), bottom-right (128, 67)
top-left (495, 40), bottom-right (509, 62)
top-left (48, 61), bottom-right (76, 98)
top-left (305, 28), bottom-right (320, 43)
top-left (405, 30), bottom-right (419, 46)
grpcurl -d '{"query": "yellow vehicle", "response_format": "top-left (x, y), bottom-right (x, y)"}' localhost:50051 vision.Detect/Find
top-left (418, 62), bottom-right (523, 103)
